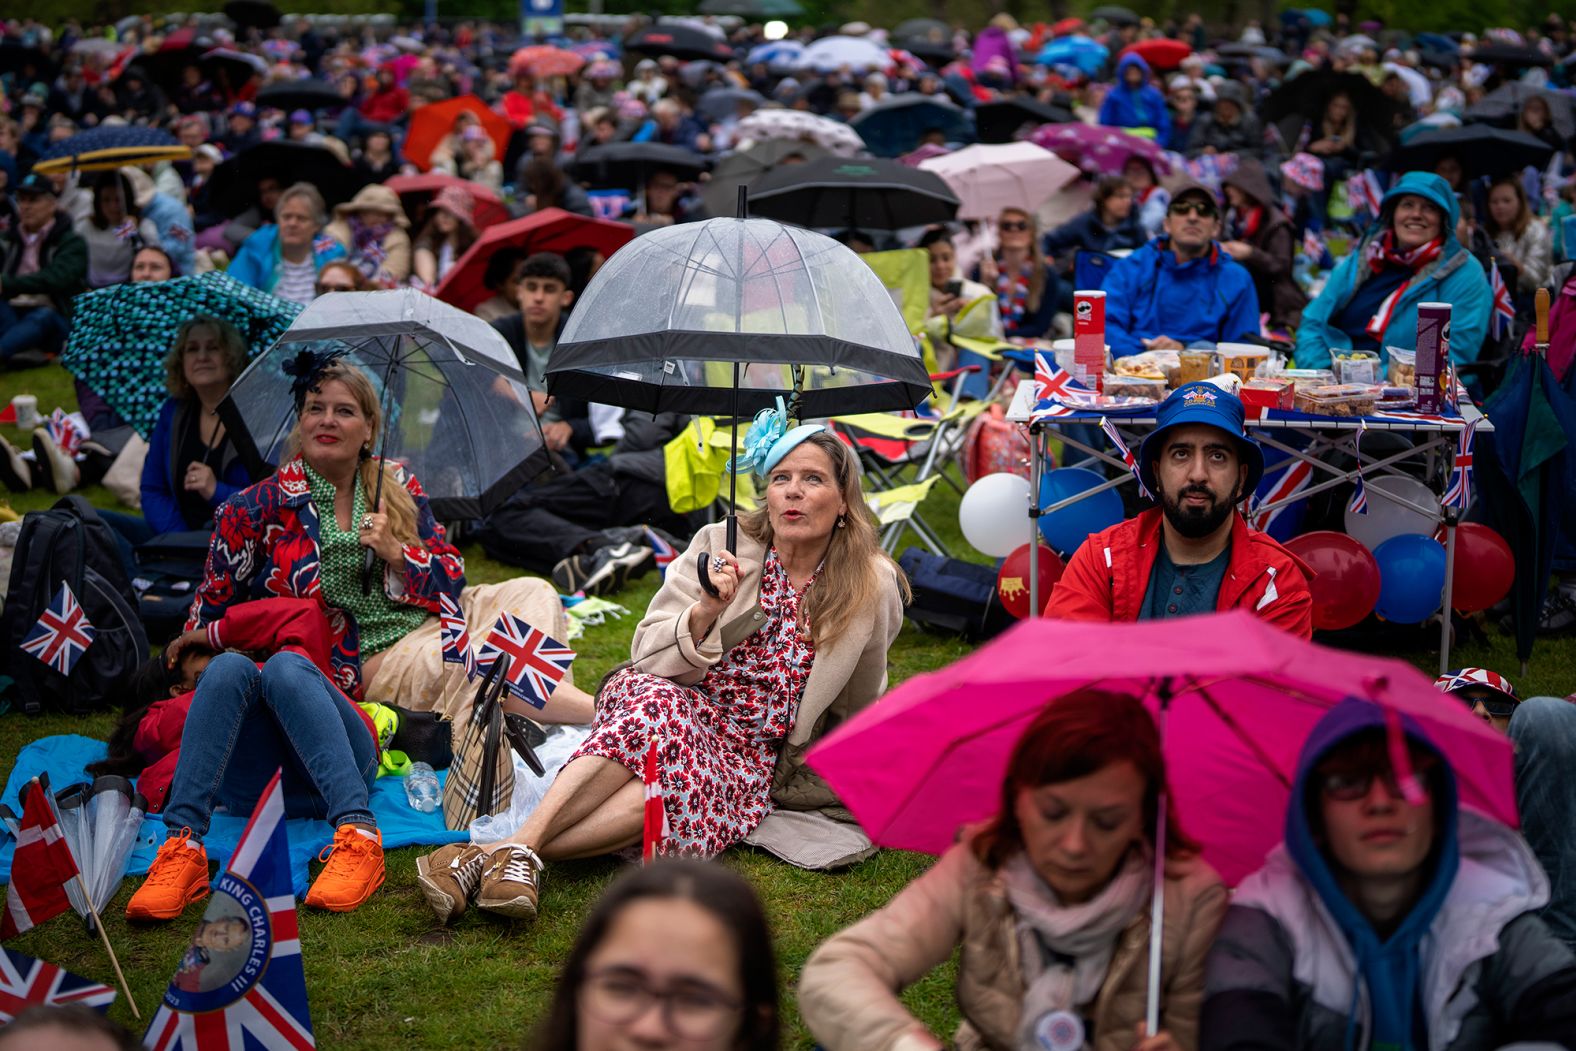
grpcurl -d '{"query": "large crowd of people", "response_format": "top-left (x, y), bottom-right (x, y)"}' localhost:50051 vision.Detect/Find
top-left (1, 6), bottom-right (1575, 1050)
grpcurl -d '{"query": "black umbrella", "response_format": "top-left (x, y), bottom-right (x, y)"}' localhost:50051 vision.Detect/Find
top-left (893, 18), bottom-right (956, 63)
top-left (1383, 125), bottom-right (1555, 180)
top-left (547, 207), bottom-right (933, 562)
top-left (569, 141), bottom-right (710, 190)
top-left (696, 87), bottom-right (766, 124)
top-left (1091, 5), bottom-right (1140, 26)
top-left (748, 155), bottom-right (959, 231)
top-left (224, 0), bottom-right (282, 30)
top-left (848, 94), bottom-right (974, 157)
top-left (625, 23), bottom-right (735, 63)
top-left (699, 139), bottom-right (826, 218)
top-left (255, 78), bottom-right (343, 113)
top-left (206, 141), bottom-right (370, 217)
top-left (1465, 83), bottom-right (1575, 141)
top-left (1215, 43), bottom-right (1291, 66)
top-left (1467, 44), bottom-right (1552, 69)
top-left (974, 96), bottom-right (1075, 143)
top-left (1261, 69), bottom-right (1401, 143)
top-left (0, 39), bottom-right (57, 79)
top-left (126, 47), bottom-right (206, 93)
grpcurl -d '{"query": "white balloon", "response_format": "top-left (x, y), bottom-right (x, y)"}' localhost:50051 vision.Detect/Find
top-left (1345, 474), bottom-right (1440, 551)
top-left (959, 472), bottom-right (1034, 558)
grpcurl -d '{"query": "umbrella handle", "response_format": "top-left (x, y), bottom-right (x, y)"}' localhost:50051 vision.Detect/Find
top-left (696, 551), bottom-right (722, 599)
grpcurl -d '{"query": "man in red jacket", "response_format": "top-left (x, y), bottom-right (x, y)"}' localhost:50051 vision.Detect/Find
top-left (1045, 381), bottom-right (1313, 636)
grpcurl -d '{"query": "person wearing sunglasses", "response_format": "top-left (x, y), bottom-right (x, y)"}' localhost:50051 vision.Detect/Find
top-left (1436, 668), bottom-right (1576, 951)
top-left (1201, 698), bottom-right (1576, 1050)
top-left (1101, 180), bottom-right (1262, 359)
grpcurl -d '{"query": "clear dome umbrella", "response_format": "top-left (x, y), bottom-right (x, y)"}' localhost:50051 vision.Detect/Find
top-left (547, 199), bottom-right (932, 558)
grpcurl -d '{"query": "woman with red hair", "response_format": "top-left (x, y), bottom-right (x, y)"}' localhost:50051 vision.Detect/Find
top-left (799, 691), bottom-right (1227, 1051)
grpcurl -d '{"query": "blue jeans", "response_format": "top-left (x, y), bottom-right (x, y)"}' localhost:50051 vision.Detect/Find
top-left (1509, 696), bottom-right (1576, 950)
top-left (163, 651), bottom-right (378, 839)
top-left (97, 509), bottom-right (153, 583)
top-left (0, 301), bottom-right (68, 359)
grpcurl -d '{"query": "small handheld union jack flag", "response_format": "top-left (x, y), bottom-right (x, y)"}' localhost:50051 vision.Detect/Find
top-left (21, 582), bottom-right (95, 676)
top-left (476, 613), bottom-right (575, 709)
top-left (644, 526), bottom-right (676, 574)
top-left (437, 593), bottom-right (477, 680)
top-left (1489, 259), bottom-right (1515, 340)
top-left (1302, 228), bottom-right (1324, 267)
top-left (1443, 418), bottom-right (1477, 511)
top-left (1348, 420), bottom-right (1369, 516)
top-left (45, 409), bottom-right (83, 458)
top-left (0, 947), bottom-right (116, 1022)
top-left (1098, 416), bottom-right (1151, 499)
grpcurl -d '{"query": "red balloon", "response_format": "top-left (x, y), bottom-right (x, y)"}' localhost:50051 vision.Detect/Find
top-left (1284, 530), bottom-right (1381, 631)
top-left (997, 542), bottom-right (1065, 619)
top-left (1445, 523), bottom-right (1516, 613)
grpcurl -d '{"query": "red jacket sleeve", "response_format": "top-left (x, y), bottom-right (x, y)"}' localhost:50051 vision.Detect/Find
top-left (1259, 564), bottom-right (1314, 639)
top-left (1043, 539), bottom-right (1116, 621)
top-left (205, 597), bottom-right (335, 674)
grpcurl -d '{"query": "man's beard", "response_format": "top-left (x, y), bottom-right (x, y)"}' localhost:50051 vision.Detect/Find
top-left (1160, 482), bottom-right (1239, 539)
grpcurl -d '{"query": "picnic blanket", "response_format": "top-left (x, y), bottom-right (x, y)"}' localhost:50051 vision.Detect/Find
top-left (0, 734), bottom-right (467, 897)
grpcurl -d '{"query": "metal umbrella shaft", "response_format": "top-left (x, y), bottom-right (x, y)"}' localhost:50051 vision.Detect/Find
top-left (361, 352), bottom-right (399, 595)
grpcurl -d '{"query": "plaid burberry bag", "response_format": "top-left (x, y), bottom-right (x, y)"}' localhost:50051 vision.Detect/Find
top-left (442, 659), bottom-right (515, 830)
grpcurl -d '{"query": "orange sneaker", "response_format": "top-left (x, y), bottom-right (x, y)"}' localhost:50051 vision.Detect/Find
top-left (304, 826), bottom-right (384, 912)
top-left (125, 829), bottom-right (210, 921)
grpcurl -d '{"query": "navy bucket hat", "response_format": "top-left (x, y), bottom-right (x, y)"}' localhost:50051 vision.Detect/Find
top-left (1138, 381), bottom-right (1265, 498)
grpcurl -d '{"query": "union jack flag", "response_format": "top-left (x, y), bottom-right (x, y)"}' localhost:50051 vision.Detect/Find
top-left (1250, 460), bottom-right (1314, 533)
top-left (437, 593), bottom-right (477, 680)
top-left (476, 613), bottom-right (575, 710)
top-left (1348, 473), bottom-right (1369, 515)
top-left (1098, 416), bottom-right (1151, 499)
top-left (1034, 351), bottom-right (1079, 404)
top-left (1031, 353), bottom-right (1149, 415)
top-left (1346, 169), bottom-right (1384, 218)
top-left (1489, 259), bottom-right (1515, 340)
top-left (0, 947), bottom-right (116, 1022)
top-left (1302, 228), bottom-right (1324, 266)
top-left (143, 770), bottom-right (316, 1051)
top-left (45, 409), bottom-right (83, 458)
top-left (113, 218), bottom-right (138, 242)
top-left (644, 527), bottom-right (676, 573)
top-left (1443, 419), bottom-right (1477, 511)
top-left (21, 582), bottom-right (95, 676)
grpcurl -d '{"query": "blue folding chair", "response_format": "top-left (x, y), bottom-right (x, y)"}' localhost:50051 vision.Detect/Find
top-left (1073, 249), bottom-right (1117, 292)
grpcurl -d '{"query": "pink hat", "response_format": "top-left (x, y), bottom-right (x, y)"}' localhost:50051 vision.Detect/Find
top-left (431, 185), bottom-right (475, 227)
top-left (1280, 152), bottom-right (1324, 193)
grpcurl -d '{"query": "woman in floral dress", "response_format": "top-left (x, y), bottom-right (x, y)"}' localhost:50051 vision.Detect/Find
top-left (417, 418), bottom-right (909, 925)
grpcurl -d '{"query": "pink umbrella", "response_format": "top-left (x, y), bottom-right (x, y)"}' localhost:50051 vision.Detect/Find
top-left (807, 610), bottom-right (1515, 887)
top-left (1030, 121), bottom-right (1173, 177)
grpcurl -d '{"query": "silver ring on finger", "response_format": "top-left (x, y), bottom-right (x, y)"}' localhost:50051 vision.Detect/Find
top-left (361, 514), bottom-right (375, 532)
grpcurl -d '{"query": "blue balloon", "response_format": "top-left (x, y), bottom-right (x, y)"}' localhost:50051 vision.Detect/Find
top-left (1373, 533), bottom-right (1446, 624)
top-left (1038, 467), bottom-right (1124, 558)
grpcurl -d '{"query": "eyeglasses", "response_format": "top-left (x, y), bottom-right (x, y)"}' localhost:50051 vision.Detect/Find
top-left (1455, 690), bottom-right (1519, 719)
top-left (998, 219), bottom-right (1032, 231)
top-left (1318, 754), bottom-right (1439, 802)
top-left (580, 970), bottom-right (742, 1041)
top-left (315, 282), bottom-right (356, 295)
top-left (1168, 200), bottom-right (1218, 218)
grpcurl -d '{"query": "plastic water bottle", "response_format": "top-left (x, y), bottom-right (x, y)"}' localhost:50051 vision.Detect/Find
top-left (405, 762), bottom-right (440, 813)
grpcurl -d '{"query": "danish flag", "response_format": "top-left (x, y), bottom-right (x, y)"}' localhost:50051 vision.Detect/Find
top-left (1489, 259), bottom-right (1515, 340)
top-left (0, 947), bottom-right (116, 1021)
top-left (438, 593), bottom-right (478, 680)
top-left (476, 613), bottom-right (575, 709)
top-left (0, 780), bottom-right (79, 940)
top-left (1443, 418), bottom-right (1477, 511)
top-left (21, 582), bottom-right (95, 676)
top-left (1099, 416), bottom-right (1150, 499)
top-left (641, 737), bottom-right (669, 863)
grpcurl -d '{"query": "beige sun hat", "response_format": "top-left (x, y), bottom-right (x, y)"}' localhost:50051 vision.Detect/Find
top-left (333, 183), bottom-right (410, 228)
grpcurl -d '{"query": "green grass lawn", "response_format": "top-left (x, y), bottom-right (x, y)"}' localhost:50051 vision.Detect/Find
top-left (0, 360), bottom-right (1567, 1047)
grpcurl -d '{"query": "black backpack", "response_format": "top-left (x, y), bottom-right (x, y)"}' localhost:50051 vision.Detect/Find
top-left (2, 496), bottom-right (148, 715)
top-left (897, 548), bottom-right (1016, 642)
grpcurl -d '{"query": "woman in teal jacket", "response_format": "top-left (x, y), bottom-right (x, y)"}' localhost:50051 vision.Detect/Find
top-left (1295, 171), bottom-right (1491, 370)
top-left (227, 182), bottom-right (346, 306)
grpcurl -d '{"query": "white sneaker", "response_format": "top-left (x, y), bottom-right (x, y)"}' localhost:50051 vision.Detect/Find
top-left (31, 429), bottom-right (78, 495)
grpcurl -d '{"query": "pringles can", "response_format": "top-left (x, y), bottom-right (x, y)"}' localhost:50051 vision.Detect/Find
top-left (1073, 290), bottom-right (1105, 393)
top-left (1414, 302), bottom-right (1450, 413)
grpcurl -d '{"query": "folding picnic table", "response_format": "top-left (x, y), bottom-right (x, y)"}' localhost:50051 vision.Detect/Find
top-left (1004, 379), bottom-right (1494, 671)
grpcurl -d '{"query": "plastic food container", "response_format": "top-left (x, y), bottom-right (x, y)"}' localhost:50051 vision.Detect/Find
top-left (1274, 368), bottom-right (1338, 392)
top-left (1101, 374), bottom-right (1168, 401)
top-left (1377, 386), bottom-right (1416, 409)
top-left (1177, 349), bottom-right (1216, 385)
top-left (1218, 344), bottom-right (1271, 382)
top-left (1052, 338), bottom-right (1109, 375)
top-left (1333, 350), bottom-right (1382, 385)
top-left (1240, 376), bottom-right (1296, 411)
top-left (1387, 347), bottom-right (1416, 389)
top-left (1294, 384), bottom-right (1381, 417)
top-left (1111, 351), bottom-right (1176, 385)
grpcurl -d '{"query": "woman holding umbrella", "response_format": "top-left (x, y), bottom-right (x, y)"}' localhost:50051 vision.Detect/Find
top-left (415, 416), bottom-right (908, 924)
top-left (799, 691), bottom-right (1226, 1051)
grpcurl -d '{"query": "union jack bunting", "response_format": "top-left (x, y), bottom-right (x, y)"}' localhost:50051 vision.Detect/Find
top-left (437, 593), bottom-right (478, 680)
top-left (143, 770), bottom-right (316, 1051)
top-left (1251, 460), bottom-right (1314, 533)
top-left (1098, 416), bottom-right (1151, 499)
top-left (21, 582), bottom-right (95, 676)
top-left (0, 947), bottom-right (116, 1022)
top-left (1443, 419), bottom-right (1477, 511)
top-left (1348, 420), bottom-right (1369, 515)
top-left (644, 526), bottom-right (676, 573)
top-left (476, 613), bottom-right (575, 710)
top-left (1489, 259), bottom-right (1515, 340)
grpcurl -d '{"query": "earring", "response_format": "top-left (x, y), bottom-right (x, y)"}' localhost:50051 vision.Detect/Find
top-left (836, 514), bottom-right (846, 528)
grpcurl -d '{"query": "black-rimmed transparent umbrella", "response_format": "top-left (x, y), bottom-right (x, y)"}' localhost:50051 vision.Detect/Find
top-left (546, 195), bottom-right (932, 578)
top-left (221, 289), bottom-right (552, 591)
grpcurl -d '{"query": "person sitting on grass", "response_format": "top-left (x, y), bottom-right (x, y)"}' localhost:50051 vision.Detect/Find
top-left (799, 691), bottom-right (1226, 1051)
top-left (1200, 698), bottom-right (1576, 1050)
top-left (1045, 383), bottom-right (1312, 637)
top-left (0, 172), bottom-right (86, 368)
top-left (527, 860), bottom-right (781, 1051)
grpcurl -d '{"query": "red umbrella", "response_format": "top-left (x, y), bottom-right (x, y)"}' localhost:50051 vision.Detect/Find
top-left (402, 95), bottom-right (513, 172)
top-left (385, 173), bottom-right (510, 230)
top-left (509, 45), bottom-right (585, 79)
top-left (435, 209), bottom-right (637, 313)
top-left (1121, 37), bottom-right (1192, 71)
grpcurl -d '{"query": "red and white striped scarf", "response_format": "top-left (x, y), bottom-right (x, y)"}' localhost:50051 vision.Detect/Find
top-left (1363, 231), bottom-right (1443, 339)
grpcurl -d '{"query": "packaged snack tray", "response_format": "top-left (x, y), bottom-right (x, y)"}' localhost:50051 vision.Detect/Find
top-left (1112, 350), bottom-right (1179, 385)
top-left (1294, 384), bottom-right (1381, 417)
top-left (1101, 374), bottom-right (1168, 400)
top-left (1218, 344), bottom-right (1270, 381)
top-left (1387, 347), bottom-right (1416, 389)
top-left (1377, 385), bottom-right (1416, 409)
top-left (1333, 350), bottom-right (1382, 385)
top-left (1177, 349), bottom-right (1216, 385)
top-left (1272, 368), bottom-right (1337, 391)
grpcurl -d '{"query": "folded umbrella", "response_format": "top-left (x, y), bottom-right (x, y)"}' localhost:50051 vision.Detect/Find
top-left (385, 173), bottom-right (510, 231)
top-left (918, 142), bottom-right (1079, 219)
top-left (61, 272), bottom-right (302, 439)
top-left (32, 126), bottom-right (189, 176)
top-left (403, 95), bottom-right (514, 172)
top-left (748, 154), bottom-right (959, 230)
top-left (255, 78), bottom-right (343, 112)
top-left (849, 94), bottom-right (973, 157)
top-left (1383, 125), bottom-right (1555, 180)
top-left (974, 96), bottom-right (1075, 143)
top-left (435, 208), bottom-right (637, 313)
top-left (205, 140), bottom-right (369, 216)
